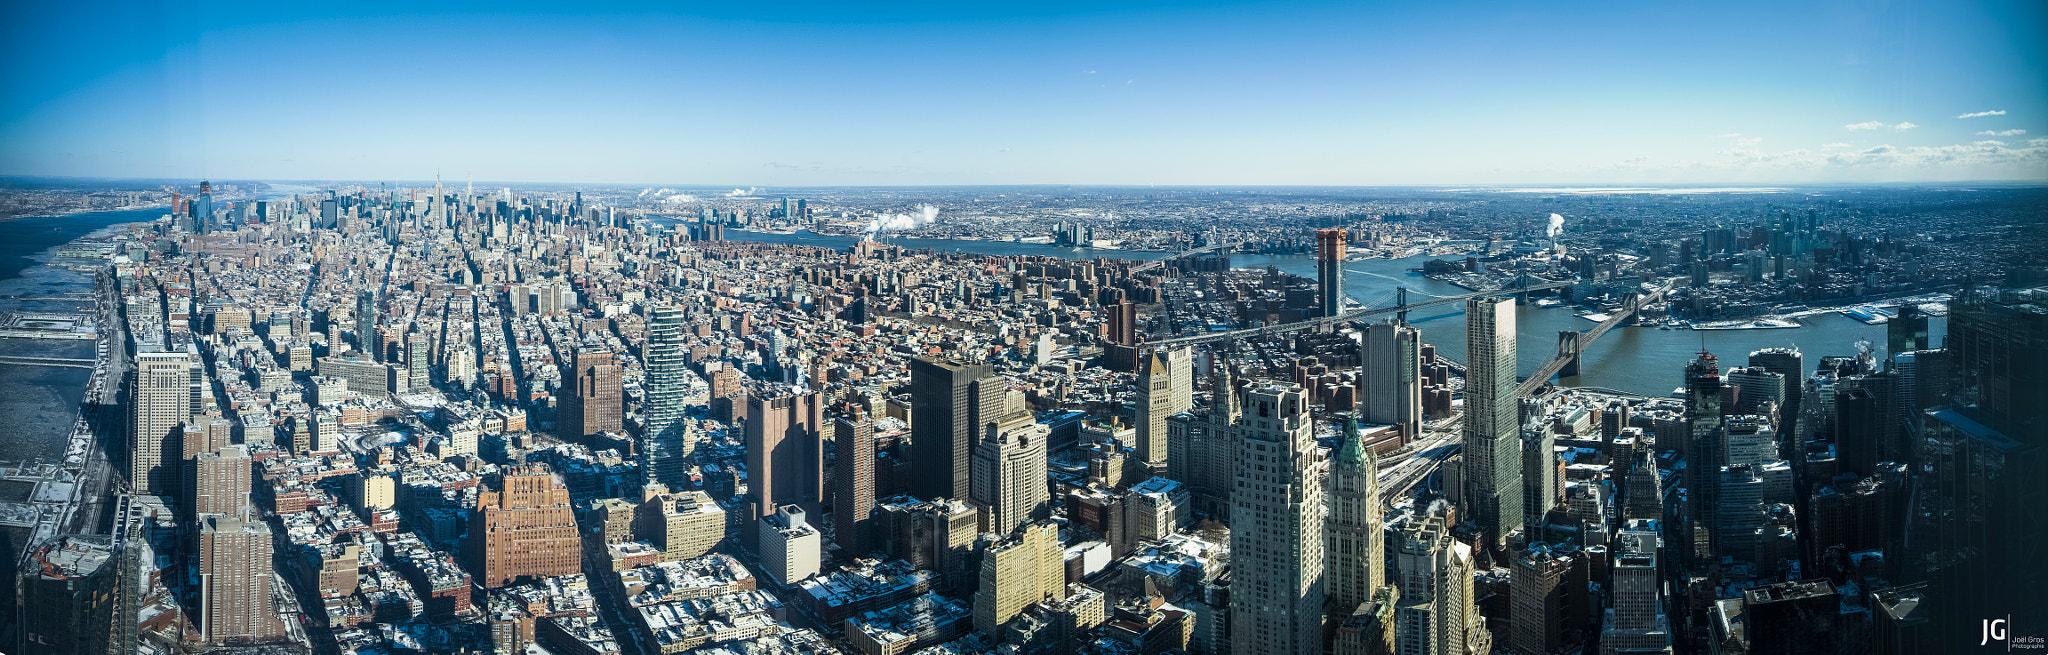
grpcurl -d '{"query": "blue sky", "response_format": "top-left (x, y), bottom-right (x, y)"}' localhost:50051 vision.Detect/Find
top-left (3, 1), bottom-right (2044, 185)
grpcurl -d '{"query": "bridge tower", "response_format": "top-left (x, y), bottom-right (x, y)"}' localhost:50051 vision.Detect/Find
top-left (1558, 330), bottom-right (1583, 378)
top-left (1396, 287), bottom-right (1409, 324)
top-left (1517, 270), bottom-right (1534, 305)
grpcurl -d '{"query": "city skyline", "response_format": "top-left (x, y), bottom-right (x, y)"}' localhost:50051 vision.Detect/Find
top-left (3, 1), bottom-right (2045, 185)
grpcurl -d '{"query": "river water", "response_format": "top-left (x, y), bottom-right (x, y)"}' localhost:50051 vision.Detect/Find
top-left (725, 229), bottom-right (1945, 397)
top-left (0, 207), bottom-right (170, 465)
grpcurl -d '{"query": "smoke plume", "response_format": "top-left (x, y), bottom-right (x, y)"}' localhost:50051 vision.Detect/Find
top-left (863, 204), bottom-right (940, 242)
top-left (1547, 213), bottom-right (1566, 239)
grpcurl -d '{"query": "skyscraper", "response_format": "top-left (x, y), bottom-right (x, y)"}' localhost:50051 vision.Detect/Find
top-left (1134, 348), bottom-right (1176, 468)
top-left (1327, 418), bottom-right (1385, 614)
top-left (1361, 320), bottom-right (1423, 442)
top-left (910, 356), bottom-right (994, 502)
top-left (1463, 297), bottom-right (1523, 546)
top-left (971, 413), bottom-right (1051, 536)
top-left (1522, 423), bottom-right (1558, 531)
top-left (131, 351), bottom-right (193, 495)
top-left (1885, 304), bottom-right (1929, 361)
top-left (1602, 529), bottom-right (1672, 654)
top-left (1747, 347), bottom-right (1802, 435)
top-left (355, 289), bottom-right (376, 358)
top-left (195, 180), bottom-right (213, 234)
top-left (1683, 351), bottom-right (1724, 551)
top-left (973, 521), bottom-right (1065, 637)
top-left (1392, 509), bottom-right (1486, 655)
top-left (1621, 448), bottom-right (1665, 523)
top-left (469, 464), bottom-right (580, 587)
top-left (556, 347), bottom-right (622, 441)
top-left (192, 445), bottom-right (251, 517)
top-left (834, 417), bottom-right (876, 556)
top-left (1229, 382), bottom-right (1326, 655)
top-left (198, 516), bottom-right (283, 644)
top-left (745, 391), bottom-right (825, 520)
top-left (1317, 228), bottom-right (1346, 318)
top-left (404, 331), bottom-right (429, 392)
top-left (643, 305), bottom-right (688, 440)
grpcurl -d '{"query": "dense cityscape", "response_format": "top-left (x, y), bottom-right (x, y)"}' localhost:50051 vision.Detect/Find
top-left (0, 178), bottom-right (2037, 655)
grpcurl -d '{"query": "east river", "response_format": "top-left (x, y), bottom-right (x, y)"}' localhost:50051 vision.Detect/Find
top-left (726, 229), bottom-right (1946, 397)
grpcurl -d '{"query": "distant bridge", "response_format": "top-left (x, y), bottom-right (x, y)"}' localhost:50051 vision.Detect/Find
top-left (1515, 280), bottom-right (1677, 398)
top-left (1141, 278), bottom-right (1574, 348)
top-left (1131, 243), bottom-right (1229, 273)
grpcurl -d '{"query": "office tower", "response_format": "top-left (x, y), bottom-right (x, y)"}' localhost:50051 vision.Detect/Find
top-left (556, 347), bottom-right (622, 441)
top-left (636, 488), bottom-right (725, 561)
top-left (909, 356), bottom-right (995, 502)
top-left (1724, 366), bottom-right (1786, 425)
top-left (468, 464), bottom-right (580, 587)
top-left (1190, 364), bottom-right (1241, 517)
top-left (355, 289), bottom-right (376, 357)
top-left (131, 351), bottom-right (193, 495)
top-left (1463, 297), bottom-right (1523, 546)
top-left (18, 535), bottom-right (116, 655)
top-left (1621, 448), bottom-right (1664, 523)
top-left (1683, 351), bottom-right (1724, 548)
top-left (192, 445), bottom-right (251, 517)
top-left (1392, 510), bottom-right (1485, 655)
top-left (971, 414), bottom-right (1052, 536)
top-left (1885, 304), bottom-right (1928, 361)
top-left (1944, 289), bottom-right (2046, 432)
top-left (320, 198), bottom-right (338, 229)
top-left (1134, 349), bottom-right (1175, 467)
top-left (405, 332), bottom-right (428, 392)
top-left (1229, 382), bottom-right (1326, 655)
top-left (1601, 400), bottom-right (1631, 441)
top-left (745, 391), bottom-right (825, 520)
top-left (973, 521), bottom-right (1064, 636)
top-left (1746, 348), bottom-right (1803, 435)
top-left (1167, 347), bottom-right (1194, 416)
top-left (1739, 580), bottom-right (1837, 655)
top-left (835, 417), bottom-right (877, 556)
top-left (1327, 418), bottom-right (1385, 613)
top-left (1106, 301), bottom-right (1137, 346)
top-left (1361, 320), bottom-right (1424, 441)
top-left (1522, 424), bottom-right (1558, 531)
top-left (1921, 288), bottom-right (2047, 634)
top-left (1602, 529), bottom-right (1672, 655)
top-left (643, 304), bottom-right (688, 442)
top-left (1317, 228), bottom-right (1347, 317)
top-left (1115, 477), bottom-right (1190, 553)
top-left (196, 180), bottom-right (214, 233)
top-left (758, 505), bottom-right (822, 586)
top-left (197, 516), bottom-right (283, 644)
top-left (1509, 547), bottom-right (1579, 655)
top-left (875, 496), bottom-right (981, 594)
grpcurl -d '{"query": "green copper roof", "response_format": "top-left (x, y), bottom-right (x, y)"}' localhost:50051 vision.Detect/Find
top-left (1337, 417), bottom-right (1374, 470)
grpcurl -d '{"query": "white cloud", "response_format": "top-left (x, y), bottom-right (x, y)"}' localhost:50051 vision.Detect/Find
top-left (1846, 121), bottom-right (1888, 130)
top-left (1716, 133), bottom-right (1742, 138)
top-left (1958, 110), bottom-right (2007, 118)
top-left (1598, 138), bottom-right (2048, 177)
top-left (1894, 122), bottom-right (1919, 130)
top-left (1977, 129), bottom-right (2026, 137)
